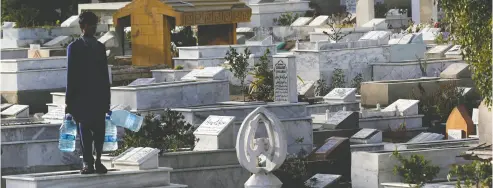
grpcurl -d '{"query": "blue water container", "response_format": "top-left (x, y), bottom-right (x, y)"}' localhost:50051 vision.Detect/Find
top-left (103, 113), bottom-right (118, 151)
top-left (110, 110), bottom-right (144, 132)
top-left (58, 114), bottom-right (77, 152)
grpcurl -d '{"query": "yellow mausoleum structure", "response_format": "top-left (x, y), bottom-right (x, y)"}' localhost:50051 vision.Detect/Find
top-left (113, 0), bottom-right (251, 67)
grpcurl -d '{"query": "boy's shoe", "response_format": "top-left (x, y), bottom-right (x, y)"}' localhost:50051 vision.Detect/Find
top-left (80, 165), bottom-right (95, 174)
top-left (95, 162), bottom-right (108, 174)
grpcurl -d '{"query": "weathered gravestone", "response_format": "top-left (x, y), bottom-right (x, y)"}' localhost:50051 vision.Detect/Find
top-left (447, 129), bottom-right (464, 140)
top-left (323, 88), bottom-right (357, 103)
top-left (382, 99), bottom-right (419, 116)
top-left (193, 115), bottom-right (236, 151)
top-left (446, 105), bottom-right (475, 138)
top-left (407, 132), bottom-right (444, 143)
top-left (309, 16), bottom-right (329, 26)
top-left (324, 111), bottom-right (359, 129)
top-left (350, 128), bottom-right (382, 144)
top-left (425, 44), bottom-right (453, 59)
top-left (112, 147), bottom-right (160, 170)
top-left (291, 17), bottom-right (313, 26)
top-left (304, 174), bottom-right (342, 188)
top-left (297, 80), bottom-right (316, 97)
top-left (310, 137), bottom-right (349, 161)
top-left (440, 63), bottom-right (471, 79)
top-left (1, 104), bottom-right (29, 118)
top-left (128, 78), bottom-right (156, 86)
top-left (273, 54), bottom-right (297, 103)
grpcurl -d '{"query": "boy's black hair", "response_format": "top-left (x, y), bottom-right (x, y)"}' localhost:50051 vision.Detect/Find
top-left (79, 11), bottom-right (99, 25)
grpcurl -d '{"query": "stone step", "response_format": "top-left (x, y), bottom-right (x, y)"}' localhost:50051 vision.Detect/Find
top-left (3, 168), bottom-right (174, 188)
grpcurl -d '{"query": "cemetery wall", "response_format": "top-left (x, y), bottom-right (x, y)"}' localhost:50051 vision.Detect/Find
top-left (2, 25), bottom-right (108, 40)
top-left (352, 147), bottom-right (472, 188)
top-left (372, 59), bottom-right (464, 80)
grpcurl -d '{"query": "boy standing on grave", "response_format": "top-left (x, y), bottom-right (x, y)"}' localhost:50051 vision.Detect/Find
top-left (65, 11), bottom-right (111, 174)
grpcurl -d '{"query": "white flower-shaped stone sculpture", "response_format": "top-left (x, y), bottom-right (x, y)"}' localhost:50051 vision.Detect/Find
top-left (236, 107), bottom-right (287, 188)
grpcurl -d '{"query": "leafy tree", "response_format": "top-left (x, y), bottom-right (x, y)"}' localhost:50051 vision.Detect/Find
top-left (448, 160), bottom-right (492, 188)
top-left (441, 0), bottom-right (492, 107)
top-left (224, 47), bottom-right (251, 101)
top-left (350, 73), bottom-right (364, 94)
top-left (248, 49), bottom-right (274, 101)
top-left (392, 150), bottom-right (440, 187)
top-left (314, 79), bottom-right (330, 97)
top-left (330, 68), bottom-right (346, 90)
top-left (273, 12), bottom-right (300, 26)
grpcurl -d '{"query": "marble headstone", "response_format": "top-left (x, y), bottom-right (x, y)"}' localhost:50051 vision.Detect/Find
top-left (445, 45), bottom-right (462, 59)
top-left (324, 111), bottom-right (359, 129)
top-left (440, 63), bottom-right (471, 79)
top-left (194, 115), bottom-right (236, 151)
top-left (421, 32), bottom-right (438, 44)
top-left (113, 147), bottom-right (160, 170)
top-left (323, 88), bottom-right (357, 103)
top-left (44, 36), bottom-right (72, 47)
top-left (1, 105), bottom-right (29, 118)
top-left (304, 174), bottom-right (342, 188)
top-left (297, 80), bottom-right (316, 97)
top-left (447, 129), bottom-right (463, 140)
top-left (291, 17), bottom-right (313, 26)
top-left (311, 137), bottom-right (349, 161)
top-left (128, 78), bottom-right (156, 86)
top-left (111, 104), bottom-right (132, 111)
top-left (425, 44), bottom-right (453, 59)
top-left (309, 16), bottom-right (329, 26)
top-left (407, 132), bottom-right (444, 143)
top-left (273, 55), bottom-right (298, 103)
top-left (350, 128), bottom-right (382, 144)
top-left (382, 99), bottom-right (419, 116)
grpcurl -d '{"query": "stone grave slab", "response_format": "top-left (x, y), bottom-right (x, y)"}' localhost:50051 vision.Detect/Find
top-left (350, 128), bottom-right (382, 144)
top-left (98, 31), bottom-right (118, 48)
top-left (359, 31), bottom-right (379, 40)
top-left (398, 34), bottom-right (415, 44)
top-left (447, 129), bottom-right (464, 140)
top-left (113, 147), bottom-right (160, 170)
top-left (1, 105), bottom-right (29, 118)
top-left (297, 80), bottom-right (316, 97)
top-left (304, 174), bottom-right (342, 188)
top-left (308, 16), bottom-right (329, 26)
top-left (425, 44), bottom-right (453, 59)
top-left (110, 104), bottom-right (131, 111)
top-left (407, 132), bottom-right (444, 143)
top-left (446, 105), bottom-right (475, 138)
top-left (273, 55), bottom-right (297, 103)
top-left (382, 99), bottom-right (419, 116)
top-left (323, 88), bottom-right (357, 103)
top-left (2, 22), bottom-right (15, 28)
top-left (440, 63), bottom-right (471, 79)
top-left (61, 15), bottom-right (79, 27)
top-left (410, 33), bottom-right (424, 44)
top-left (324, 111), bottom-right (359, 129)
top-left (361, 19), bottom-right (387, 29)
top-left (194, 67), bottom-right (226, 80)
top-left (1, 103), bottom-right (13, 111)
top-left (180, 69), bottom-right (202, 81)
top-left (42, 106), bottom-right (65, 123)
top-left (44, 36), bottom-right (71, 47)
top-left (291, 17), bottom-right (313, 26)
top-left (193, 115), bottom-right (236, 151)
top-left (445, 45), bottom-right (462, 59)
top-left (422, 32), bottom-right (438, 43)
top-left (128, 78), bottom-right (156, 86)
top-left (310, 137), bottom-right (349, 161)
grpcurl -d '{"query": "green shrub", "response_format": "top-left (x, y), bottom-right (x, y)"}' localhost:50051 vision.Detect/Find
top-left (448, 160), bottom-right (492, 188)
top-left (392, 150), bottom-right (440, 187)
top-left (350, 73), bottom-right (364, 94)
top-left (330, 68), bottom-right (346, 90)
top-left (224, 47), bottom-right (251, 101)
top-left (248, 49), bottom-right (274, 101)
top-left (113, 109), bottom-right (197, 155)
top-left (314, 79), bottom-right (330, 97)
top-left (174, 65), bottom-right (184, 70)
top-left (273, 12), bottom-right (300, 26)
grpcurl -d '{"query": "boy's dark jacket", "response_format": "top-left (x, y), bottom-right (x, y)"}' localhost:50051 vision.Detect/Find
top-left (65, 36), bottom-right (111, 121)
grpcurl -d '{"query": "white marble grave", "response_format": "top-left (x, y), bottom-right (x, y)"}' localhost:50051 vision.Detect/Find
top-left (323, 88), bottom-right (357, 103)
top-left (304, 174), bottom-right (342, 188)
top-left (1, 104), bottom-right (29, 118)
top-left (98, 31), bottom-right (119, 48)
top-left (181, 67), bottom-right (226, 81)
top-left (425, 44), bottom-right (453, 59)
top-left (61, 15), bottom-right (80, 27)
top-left (1, 103), bottom-right (13, 111)
top-left (359, 31), bottom-right (391, 44)
top-left (447, 129), bottom-right (463, 140)
top-left (350, 128), bottom-right (382, 144)
top-left (42, 106), bottom-right (65, 123)
top-left (440, 63), bottom-right (470, 79)
top-left (356, 0), bottom-right (375, 27)
top-left (128, 78), bottom-right (156, 86)
top-left (361, 19), bottom-right (387, 30)
top-left (388, 34), bottom-right (415, 45)
top-left (112, 147), bottom-right (161, 170)
top-left (273, 54), bottom-right (297, 103)
top-left (445, 45), bottom-right (462, 59)
top-left (44, 36), bottom-right (72, 47)
top-left (309, 16), bottom-right (329, 26)
top-left (193, 115), bottom-right (236, 151)
top-left (297, 80), bottom-right (316, 97)
top-left (381, 99), bottom-right (419, 116)
top-left (407, 132), bottom-right (444, 143)
top-left (291, 17), bottom-right (313, 26)
top-left (236, 107), bottom-right (287, 188)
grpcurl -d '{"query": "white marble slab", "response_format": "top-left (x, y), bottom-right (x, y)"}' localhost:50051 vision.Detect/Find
top-left (426, 44), bottom-right (453, 59)
top-left (44, 36), bottom-right (71, 47)
top-left (472, 108), bottom-right (479, 125)
top-left (61, 15), bottom-right (80, 27)
top-left (323, 88), bottom-right (357, 103)
top-left (352, 128), bottom-right (378, 139)
top-left (444, 45), bottom-right (462, 58)
top-left (361, 19), bottom-right (387, 29)
top-left (309, 16), bottom-right (329, 26)
top-left (193, 115), bottom-right (236, 151)
top-left (407, 132), bottom-right (444, 143)
top-left (382, 99), bottom-right (419, 116)
top-left (194, 115), bottom-right (236, 135)
top-left (297, 80), bottom-right (315, 97)
top-left (291, 17), bottom-right (313, 26)
top-left (181, 67), bottom-right (226, 81)
top-left (1, 105), bottom-right (29, 118)
top-left (439, 63), bottom-right (470, 79)
top-left (447, 129), bottom-right (463, 140)
top-left (42, 106), bottom-right (65, 122)
top-left (273, 55), bottom-right (298, 103)
top-left (128, 78), bottom-right (156, 86)
top-left (1, 103), bottom-right (13, 111)
top-left (113, 147), bottom-right (160, 170)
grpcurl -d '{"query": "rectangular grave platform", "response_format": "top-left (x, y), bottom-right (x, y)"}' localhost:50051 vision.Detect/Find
top-left (193, 115), bottom-right (236, 151)
top-left (3, 168), bottom-right (179, 188)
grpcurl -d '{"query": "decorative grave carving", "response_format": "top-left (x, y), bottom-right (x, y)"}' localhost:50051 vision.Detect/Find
top-left (323, 88), bottom-right (357, 103)
top-left (273, 55), bottom-right (297, 103)
top-left (113, 147), bottom-right (160, 170)
top-left (447, 129), bottom-right (464, 140)
top-left (193, 115), bottom-right (236, 151)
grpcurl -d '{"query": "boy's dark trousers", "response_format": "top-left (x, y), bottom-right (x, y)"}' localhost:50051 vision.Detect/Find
top-left (76, 113), bottom-right (105, 166)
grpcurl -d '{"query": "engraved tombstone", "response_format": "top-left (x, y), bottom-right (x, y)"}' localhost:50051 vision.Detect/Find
top-left (350, 128), bottom-right (382, 144)
top-left (445, 45), bottom-right (462, 59)
top-left (324, 111), bottom-right (359, 129)
top-left (382, 99), bottom-right (419, 116)
top-left (440, 63), bottom-right (471, 79)
top-left (323, 88), bottom-right (357, 103)
top-left (407, 132), bottom-right (444, 143)
top-left (112, 147), bottom-right (160, 170)
top-left (42, 106), bottom-right (65, 123)
top-left (447, 129), bottom-right (464, 140)
top-left (193, 115), bottom-right (236, 151)
top-left (0, 105), bottom-right (29, 118)
top-left (310, 137), bottom-right (349, 161)
top-left (425, 44), bottom-right (453, 59)
top-left (273, 54), bottom-right (297, 103)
